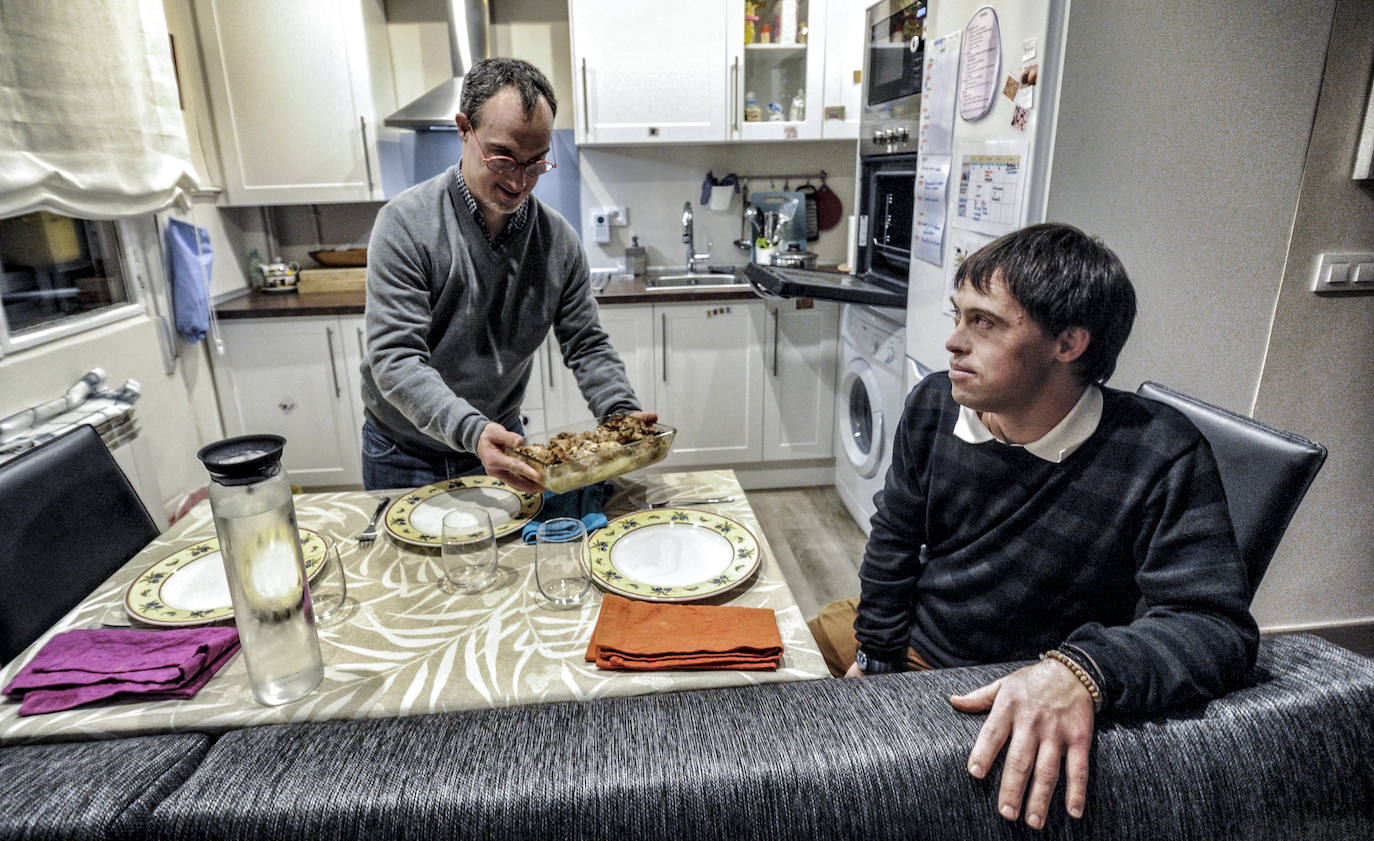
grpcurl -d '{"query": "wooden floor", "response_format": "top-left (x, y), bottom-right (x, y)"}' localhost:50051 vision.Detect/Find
top-left (745, 485), bottom-right (868, 621)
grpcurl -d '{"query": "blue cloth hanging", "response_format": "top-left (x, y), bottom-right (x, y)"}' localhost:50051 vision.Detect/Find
top-left (165, 218), bottom-right (212, 343)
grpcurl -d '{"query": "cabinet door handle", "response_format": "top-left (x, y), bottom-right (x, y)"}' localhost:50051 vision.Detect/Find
top-left (326, 326), bottom-right (341, 398)
top-left (771, 307), bottom-right (779, 378)
top-left (661, 313), bottom-right (668, 383)
top-left (359, 117), bottom-right (375, 196)
top-left (356, 326), bottom-right (365, 359)
top-left (278, 398), bottom-right (296, 414)
top-left (731, 56), bottom-right (741, 134)
top-left (580, 58), bottom-right (590, 140)
top-left (545, 339), bottom-right (555, 390)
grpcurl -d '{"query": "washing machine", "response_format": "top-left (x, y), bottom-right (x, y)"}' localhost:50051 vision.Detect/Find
top-left (834, 304), bottom-right (909, 536)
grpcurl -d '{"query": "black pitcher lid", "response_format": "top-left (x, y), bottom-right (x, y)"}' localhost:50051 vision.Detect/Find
top-left (197, 435), bottom-right (286, 483)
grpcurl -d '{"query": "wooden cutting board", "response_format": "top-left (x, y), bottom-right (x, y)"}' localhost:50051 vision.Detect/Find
top-left (297, 267), bottom-right (365, 294)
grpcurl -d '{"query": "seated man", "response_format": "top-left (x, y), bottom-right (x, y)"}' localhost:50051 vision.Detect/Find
top-left (809, 222), bottom-right (1258, 830)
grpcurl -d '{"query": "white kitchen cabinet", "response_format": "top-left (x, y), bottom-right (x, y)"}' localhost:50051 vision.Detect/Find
top-left (212, 317), bottom-right (363, 487)
top-left (732, 0), bottom-right (830, 141)
top-left (570, 0), bottom-right (732, 144)
top-left (522, 334), bottom-right (548, 438)
top-left (340, 315), bottom-right (368, 450)
top-left (192, 0), bottom-right (393, 204)
top-left (762, 300), bottom-right (837, 459)
top-left (819, 0), bottom-right (868, 139)
top-left (652, 301), bottom-right (766, 466)
top-left (570, 0), bottom-right (839, 144)
top-left (541, 305), bottom-right (657, 431)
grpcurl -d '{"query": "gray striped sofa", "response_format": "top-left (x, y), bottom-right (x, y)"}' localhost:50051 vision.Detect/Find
top-left (3, 633), bottom-right (1372, 841)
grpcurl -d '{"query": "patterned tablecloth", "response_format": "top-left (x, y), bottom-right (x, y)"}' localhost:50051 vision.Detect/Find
top-left (0, 470), bottom-right (829, 744)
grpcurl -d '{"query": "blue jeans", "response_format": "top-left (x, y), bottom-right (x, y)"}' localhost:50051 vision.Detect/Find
top-left (360, 419), bottom-right (525, 490)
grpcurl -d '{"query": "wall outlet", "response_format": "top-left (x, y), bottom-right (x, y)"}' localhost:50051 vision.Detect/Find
top-left (1313, 252), bottom-right (1374, 293)
top-left (594, 206), bottom-right (629, 227)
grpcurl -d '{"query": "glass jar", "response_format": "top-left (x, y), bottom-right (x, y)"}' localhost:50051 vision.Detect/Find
top-left (197, 435), bottom-right (323, 706)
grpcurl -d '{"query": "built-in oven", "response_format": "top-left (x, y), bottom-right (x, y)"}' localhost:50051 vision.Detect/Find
top-left (745, 0), bottom-right (926, 309)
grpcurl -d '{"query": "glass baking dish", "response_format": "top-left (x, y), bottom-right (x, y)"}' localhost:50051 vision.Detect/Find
top-left (507, 417), bottom-right (676, 494)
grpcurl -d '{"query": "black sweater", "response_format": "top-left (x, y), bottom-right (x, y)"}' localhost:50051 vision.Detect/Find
top-left (856, 373), bottom-right (1259, 714)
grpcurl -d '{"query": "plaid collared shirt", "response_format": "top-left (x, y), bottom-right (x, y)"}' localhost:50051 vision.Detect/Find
top-left (455, 166), bottom-right (530, 251)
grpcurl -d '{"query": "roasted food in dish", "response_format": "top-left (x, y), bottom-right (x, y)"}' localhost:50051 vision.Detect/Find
top-left (508, 414), bottom-right (675, 494)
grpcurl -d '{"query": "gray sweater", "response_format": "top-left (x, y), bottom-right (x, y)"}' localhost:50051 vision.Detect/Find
top-left (361, 166), bottom-right (640, 456)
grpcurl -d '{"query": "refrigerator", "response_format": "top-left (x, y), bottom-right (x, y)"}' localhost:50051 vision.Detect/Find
top-left (903, 0), bottom-right (1070, 388)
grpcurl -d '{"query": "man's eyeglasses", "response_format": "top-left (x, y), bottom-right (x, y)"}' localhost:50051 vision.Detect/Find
top-left (468, 129), bottom-right (556, 178)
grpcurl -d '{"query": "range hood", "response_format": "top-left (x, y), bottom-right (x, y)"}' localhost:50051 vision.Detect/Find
top-left (384, 0), bottom-right (490, 130)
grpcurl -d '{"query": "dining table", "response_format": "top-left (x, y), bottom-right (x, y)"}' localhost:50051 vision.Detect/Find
top-left (0, 469), bottom-right (830, 744)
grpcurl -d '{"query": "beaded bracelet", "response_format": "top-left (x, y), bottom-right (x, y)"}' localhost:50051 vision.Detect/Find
top-left (1041, 649), bottom-right (1104, 712)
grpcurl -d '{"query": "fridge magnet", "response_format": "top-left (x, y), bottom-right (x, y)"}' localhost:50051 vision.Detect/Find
top-left (1010, 105), bottom-right (1029, 132)
top-left (1019, 63), bottom-right (1039, 87)
top-left (1002, 75), bottom-right (1020, 102)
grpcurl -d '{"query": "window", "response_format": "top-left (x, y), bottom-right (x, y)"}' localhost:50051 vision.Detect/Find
top-left (0, 211), bottom-right (143, 354)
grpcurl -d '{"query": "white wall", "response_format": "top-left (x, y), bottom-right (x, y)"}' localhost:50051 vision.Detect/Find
top-left (1046, 0), bottom-right (1333, 413)
top-left (1250, 0), bottom-right (1374, 633)
top-left (578, 142), bottom-right (859, 271)
top-left (1043, 0), bottom-right (1374, 634)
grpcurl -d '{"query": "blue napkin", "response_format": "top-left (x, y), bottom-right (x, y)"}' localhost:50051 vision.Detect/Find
top-left (522, 482), bottom-right (613, 544)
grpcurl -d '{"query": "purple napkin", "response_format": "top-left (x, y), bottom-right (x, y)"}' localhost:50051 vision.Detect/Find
top-left (3, 627), bottom-right (239, 716)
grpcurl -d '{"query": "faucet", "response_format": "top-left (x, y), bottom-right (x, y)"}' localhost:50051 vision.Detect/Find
top-left (681, 201), bottom-right (712, 274)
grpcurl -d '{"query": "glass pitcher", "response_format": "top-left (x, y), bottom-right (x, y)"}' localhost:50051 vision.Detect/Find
top-left (197, 435), bottom-right (323, 706)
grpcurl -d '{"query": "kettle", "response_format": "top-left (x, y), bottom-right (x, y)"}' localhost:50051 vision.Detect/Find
top-left (256, 257), bottom-right (300, 292)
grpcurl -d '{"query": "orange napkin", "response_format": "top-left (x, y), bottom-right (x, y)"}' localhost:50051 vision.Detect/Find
top-left (585, 593), bottom-right (783, 671)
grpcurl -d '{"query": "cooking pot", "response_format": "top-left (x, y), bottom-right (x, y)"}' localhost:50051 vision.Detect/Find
top-left (771, 250), bottom-right (817, 269)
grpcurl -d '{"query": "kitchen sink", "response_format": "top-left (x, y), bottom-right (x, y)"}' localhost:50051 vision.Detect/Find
top-left (643, 270), bottom-right (744, 289)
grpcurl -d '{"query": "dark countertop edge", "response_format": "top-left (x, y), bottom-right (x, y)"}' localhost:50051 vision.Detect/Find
top-left (214, 278), bottom-right (764, 319)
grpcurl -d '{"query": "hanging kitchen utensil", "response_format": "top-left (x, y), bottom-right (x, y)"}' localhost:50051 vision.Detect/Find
top-left (798, 183), bottom-right (820, 241)
top-left (815, 175), bottom-right (844, 232)
top-left (734, 182), bottom-right (753, 252)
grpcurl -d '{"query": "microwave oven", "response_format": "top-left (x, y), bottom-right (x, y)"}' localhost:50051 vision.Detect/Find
top-left (859, 0), bottom-right (926, 156)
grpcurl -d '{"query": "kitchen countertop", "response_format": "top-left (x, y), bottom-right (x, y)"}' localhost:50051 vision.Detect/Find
top-left (214, 272), bottom-right (762, 319)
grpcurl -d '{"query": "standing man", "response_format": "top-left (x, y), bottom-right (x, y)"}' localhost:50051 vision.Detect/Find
top-left (808, 223), bottom-right (1258, 830)
top-left (359, 58), bottom-right (652, 493)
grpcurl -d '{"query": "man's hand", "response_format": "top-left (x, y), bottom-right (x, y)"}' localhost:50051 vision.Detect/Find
top-left (949, 659), bottom-right (1095, 830)
top-left (627, 410), bottom-right (658, 425)
top-left (475, 422), bottom-right (543, 494)
top-left (843, 661), bottom-right (865, 678)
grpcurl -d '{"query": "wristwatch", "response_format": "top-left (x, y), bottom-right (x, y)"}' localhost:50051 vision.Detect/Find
top-left (854, 648), bottom-right (898, 673)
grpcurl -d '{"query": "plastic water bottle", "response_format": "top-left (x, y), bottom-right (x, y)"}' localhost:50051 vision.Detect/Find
top-left (198, 435), bottom-right (323, 706)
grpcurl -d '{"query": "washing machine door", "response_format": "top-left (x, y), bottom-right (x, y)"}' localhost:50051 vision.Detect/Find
top-left (840, 357), bottom-right (884, 478)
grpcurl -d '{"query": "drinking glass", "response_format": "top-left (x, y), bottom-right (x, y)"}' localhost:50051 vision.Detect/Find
top-left (534, 518), bottom-right (592, 608)
top-left (442, 506), bottom-right (499, 594)
top-left (310, 542), bottom-right (348, 626)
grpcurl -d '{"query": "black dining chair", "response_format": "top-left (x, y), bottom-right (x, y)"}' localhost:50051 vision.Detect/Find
top-left (0, 424), bottom-right (161, 665)
top-left (1137, 381), bottom-right (1327, 599)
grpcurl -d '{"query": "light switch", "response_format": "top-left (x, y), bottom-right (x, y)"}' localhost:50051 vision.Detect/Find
top-left (1313, 252), bottom-right (1374, 293)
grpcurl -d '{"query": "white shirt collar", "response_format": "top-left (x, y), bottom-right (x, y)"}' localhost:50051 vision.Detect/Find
top-left (953, 384), bottom-right (1103, 463)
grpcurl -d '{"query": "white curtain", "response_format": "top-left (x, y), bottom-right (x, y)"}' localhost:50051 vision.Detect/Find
top-left (0, 0), bottom-right (200, 220)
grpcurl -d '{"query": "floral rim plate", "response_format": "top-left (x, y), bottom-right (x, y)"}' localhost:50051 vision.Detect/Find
top-left (124, 528), bottom-right (328, 627)
top-left (585, 509), bottom-right (761, 602)
top-left (383, 476), bottom-right (543, 547)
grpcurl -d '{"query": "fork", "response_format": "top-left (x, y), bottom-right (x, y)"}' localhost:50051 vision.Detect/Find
top-left (357, 497), bottom-right (390, 544)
